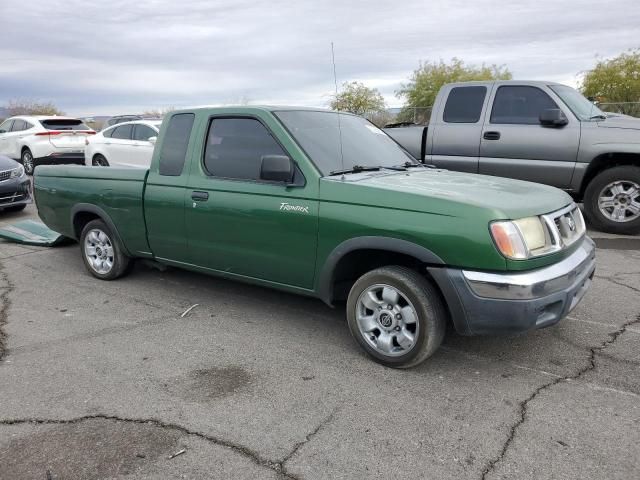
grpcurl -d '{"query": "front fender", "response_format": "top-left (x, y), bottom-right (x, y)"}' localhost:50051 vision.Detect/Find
top-left (316, 236), bottom-right (445, 305)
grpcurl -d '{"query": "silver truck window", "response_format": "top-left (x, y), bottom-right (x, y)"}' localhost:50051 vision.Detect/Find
top-left (549, 85), bottom-right (605, 120)
top-left (158, 113), bottom-right (195, 176)
top-left (443, 86), bottom-right (487, 123)
top-left (490, 86), bottom-right (558, 125)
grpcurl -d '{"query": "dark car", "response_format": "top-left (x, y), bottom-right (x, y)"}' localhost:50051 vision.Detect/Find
top-left (0, 154), bottom-right (31, 212)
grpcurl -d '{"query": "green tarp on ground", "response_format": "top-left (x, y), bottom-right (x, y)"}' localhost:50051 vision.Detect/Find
top-left (0, 220), bottom-right (67, 246)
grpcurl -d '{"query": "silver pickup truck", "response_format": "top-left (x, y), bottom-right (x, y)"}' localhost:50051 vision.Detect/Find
top-left (385, 80), bottom-right (640, 234)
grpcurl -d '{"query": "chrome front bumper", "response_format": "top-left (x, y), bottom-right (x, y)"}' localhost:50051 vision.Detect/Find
top-left (428, 237), bottom-right (596, 335)
top-left (462, 237), bottom-right (595, 300)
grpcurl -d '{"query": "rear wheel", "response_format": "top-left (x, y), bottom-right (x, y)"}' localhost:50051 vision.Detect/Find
top-left (21, 149), bottom-right (35, 175)
top-left (92, 154), bottom-right (109, 167)
top-left (80, 219), bottom-right (132, 280)
top-left (584, 166), bottom-right (640, 234)
top-left (346, 266), bottom-right (446, 368)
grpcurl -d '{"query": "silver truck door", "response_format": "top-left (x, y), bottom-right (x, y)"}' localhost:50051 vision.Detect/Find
top-left (479, 84), bottom-right (580, 188)
top-left (428, 84), bottom-right (490, 173)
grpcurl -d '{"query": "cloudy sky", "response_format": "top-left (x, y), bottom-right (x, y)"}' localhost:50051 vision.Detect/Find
top-left (0, 0), bottom-right (638, 116)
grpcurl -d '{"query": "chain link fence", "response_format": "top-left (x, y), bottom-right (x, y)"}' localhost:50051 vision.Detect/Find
top-left (364, 107), bottom-right (432, 127)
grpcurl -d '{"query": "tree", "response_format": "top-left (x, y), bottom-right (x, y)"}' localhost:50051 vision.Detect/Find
top-left (142, 106), bottom-right (175, 117)
top-left (581, 49), bottom-right (640, 104)
top-left (329, 81), bottom-right (386, 115)
top-left (396, 58), bottom-right (512, 123)
top-left (4, 99), bottom-right (64, 117)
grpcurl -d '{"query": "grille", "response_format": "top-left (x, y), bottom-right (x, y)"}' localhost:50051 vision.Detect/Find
top-left (542, 205), bottom-right (585, 250)
top-left (0, 193), bottom-right (25, 205)
top-left (0, 170), bottom-right (11, 182)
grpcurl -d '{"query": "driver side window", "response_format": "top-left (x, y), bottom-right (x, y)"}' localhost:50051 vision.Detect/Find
top-left (490, 86), bottom-right (559, 125)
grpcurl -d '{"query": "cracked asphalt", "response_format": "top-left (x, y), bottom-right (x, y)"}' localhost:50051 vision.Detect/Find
top-left (0, 204), bottom-right (639, 480)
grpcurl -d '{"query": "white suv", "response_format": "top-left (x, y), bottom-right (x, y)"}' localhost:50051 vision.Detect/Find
top-left (85, 120), bottom-right (161, 168)
top-left (0, 116), bottom-right (95, 175)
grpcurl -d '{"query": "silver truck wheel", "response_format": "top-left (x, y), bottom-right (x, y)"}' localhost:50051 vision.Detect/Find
top-left (346, 266), bottom-right (446, 368)
top-left (84, 228), bottom-right (115, 274)
top-left (355, 284), bottom-right (419, 357)
top-left (80, 219), bottom-right (132, 280)
top-left (597, 180), bottom-right (640, 223)
top-left (584, 165), bottom-right (640, 235)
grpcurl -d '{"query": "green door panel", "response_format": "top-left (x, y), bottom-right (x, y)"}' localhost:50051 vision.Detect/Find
top-left (183, 109), bottom-right (320, 289)
top-left (185, 180), bottom-right (319, 287)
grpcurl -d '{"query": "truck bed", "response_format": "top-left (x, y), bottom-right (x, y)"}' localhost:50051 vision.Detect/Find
top-left (383, 125), bottom-right (427, 161)
top-left (34, 166), bottom-right (150, 254)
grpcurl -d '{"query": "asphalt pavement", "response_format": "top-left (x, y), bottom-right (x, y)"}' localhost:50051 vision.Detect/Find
top-left (0, 204), bottom-right (638, 479)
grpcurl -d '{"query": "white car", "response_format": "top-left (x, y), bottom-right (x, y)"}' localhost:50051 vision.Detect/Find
top-left (85, 120), bottom-right (161, 168)
top-left (0, 116), bottom-right (95, 175)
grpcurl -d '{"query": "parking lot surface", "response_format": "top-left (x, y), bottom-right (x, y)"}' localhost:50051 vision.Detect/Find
top-left (0, 204), bottom-right (638, 479)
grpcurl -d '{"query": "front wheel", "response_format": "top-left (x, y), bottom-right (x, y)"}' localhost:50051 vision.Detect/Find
top-left (80, 219), bottom-right (132, 280)
top-left (584, 166), bottom-right (640, 235)
top-left (21, 149), bottom-right (35, 175)
top-left (346, 266), bottom-right (446, 368)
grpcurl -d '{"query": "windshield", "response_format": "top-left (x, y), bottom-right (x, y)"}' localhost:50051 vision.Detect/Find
top-left (274, 110), bottom-right (415, 175)
top-left (549, 85), bottom-right (606, 120)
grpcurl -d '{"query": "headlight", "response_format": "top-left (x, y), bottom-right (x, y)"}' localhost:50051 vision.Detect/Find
top-left (490, 216), bottom-right (547, 260)
top-left (10, 165), bottom-right (24, 178)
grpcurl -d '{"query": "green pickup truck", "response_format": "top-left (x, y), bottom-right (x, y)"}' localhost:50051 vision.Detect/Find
top-left (34, 106), bottom-right (596, 368)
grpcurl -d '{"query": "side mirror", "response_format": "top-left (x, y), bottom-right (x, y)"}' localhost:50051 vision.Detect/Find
top-left (539, 109), bottom-right (568, 127)
top-left (148, 136), bottom-right (157, 145)
top-left (260, 155), bottom-right (294, 183)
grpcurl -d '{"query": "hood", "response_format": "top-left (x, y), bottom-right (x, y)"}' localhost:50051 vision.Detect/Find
top-left (321, 168), bottom-right (572, 221)
top-left (0, 155), bottom-right (20, 171)
top-left (598, 115), bottom-right (640, 131)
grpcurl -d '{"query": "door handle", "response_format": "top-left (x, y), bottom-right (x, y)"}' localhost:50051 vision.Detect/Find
top-left (191, 191), bottom-right (209, 201)
top-left (483, 131), bottom-right (501, 140)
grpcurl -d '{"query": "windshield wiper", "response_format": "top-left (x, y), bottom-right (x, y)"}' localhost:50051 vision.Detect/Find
top-left (329, 165), bottom-right (381, 176)
top-left (589, 114), bottom-right (607, 120)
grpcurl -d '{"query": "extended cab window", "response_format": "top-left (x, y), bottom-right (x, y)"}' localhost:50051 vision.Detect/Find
top-left (158, 113), bottom-right (194, 176)
top-left (204, 117), bottom-right (287, 181)
top-left (443, 86), bottom-right (487, 123)
top-left (490, 86), bottom-right (558, 124)
top-left (111, 124), bottom-right (133, 140)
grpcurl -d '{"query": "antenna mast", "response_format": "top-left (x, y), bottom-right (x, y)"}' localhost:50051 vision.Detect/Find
top-left (331, 42), bottom-right (346, 180)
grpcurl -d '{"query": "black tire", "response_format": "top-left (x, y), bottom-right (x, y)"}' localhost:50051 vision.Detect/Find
top-left (80, 219), bottom-right (132, 280)
top-left (346, 266), bottom-right (446, 368)
top-left (21, 149), bottom-right (35, 175)
top-left (92, 154), bottom-right (110, 167)
top-left (3, 204), bottom-right (27, 213)
top-left (583, 165), bottom-right (640, 235)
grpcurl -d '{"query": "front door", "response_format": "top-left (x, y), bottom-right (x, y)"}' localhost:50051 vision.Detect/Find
top-left (479, 84), bottom-right (580, 188)
top-left (185, 115), bottom-right (319, 289)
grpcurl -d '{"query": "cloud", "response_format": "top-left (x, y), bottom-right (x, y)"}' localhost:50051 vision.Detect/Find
top-left (0, 0), bottom-right (637, 115)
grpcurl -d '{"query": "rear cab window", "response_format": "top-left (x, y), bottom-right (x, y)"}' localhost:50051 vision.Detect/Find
top-left (158, 113), bottom-right (195, 176)
top-left (40, 119), bottom-right (91, 131)
top-left (443, 86), bottom-right (487, 123)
